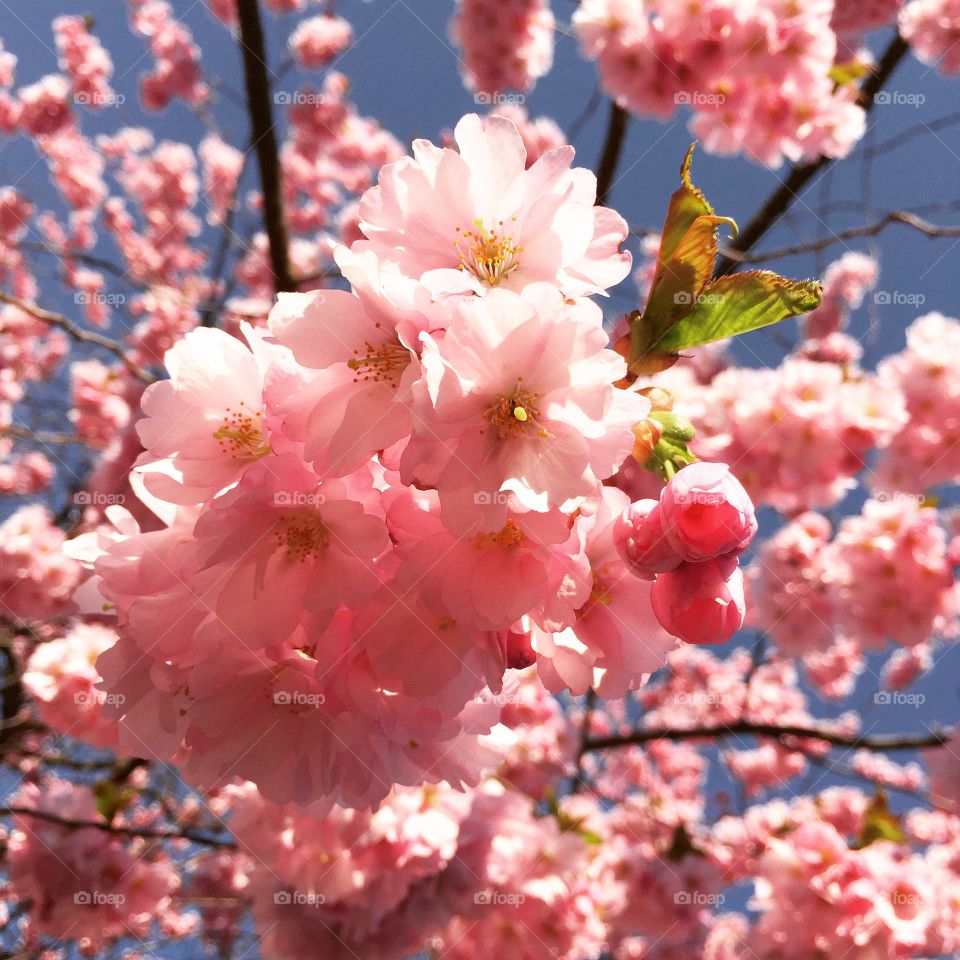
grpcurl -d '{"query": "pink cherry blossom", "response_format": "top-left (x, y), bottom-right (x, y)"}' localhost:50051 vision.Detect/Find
top-left (22, 622), bottom-right (120, 748)
top-left (651, 556), bottom-right (746, 645)
top-left (659, 461), bottom-right (757, 562)
top-left (901, 0), bottom-right (960, 73)
top-left (289, 15), bottom-right (352, 69)
top-left (449, 0), bottom-right (556, 96)
top-left (401, 287), bottom-right (648, 538)
top-left (357, 113), bottom-right (632, 300)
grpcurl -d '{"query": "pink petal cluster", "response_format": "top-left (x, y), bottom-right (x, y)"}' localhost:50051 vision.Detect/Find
top-left (53, 15), bottom-right (115, 109)
top-left (7, 778), bottom-right (179, 947)
top-left (616, 462), bottom-right (756, 645)
top-left (289, 15), bottom-right (352, 69)
top-left (198, 134), bottom-right (243, 226)
top-left (17, 73), bottom-right (72, 137)
top-left (129, 0), bottom-right (209, 110)
top-left (0, 505), bottom-right (81, 620)
top-left (900, 0), bottom-right (960, 73)
top-left (749, 820), bottom-right (938, 958)
top-left (873, 312), bottom-right (960, 492)
top-left (669, 353), bottom-right (907, 512)
top-left (65, 116), bottom-right (673, 810)
top-left (832, 0), bottom-right (904, 35)
top-left (449, 0), bottom-right (555, 96)
top-left (749, 497), bottom-right (960, 655)
top-left (22, 622), bottom-right (120, 748)
top-left (573, 0), bottom-right (866, 166)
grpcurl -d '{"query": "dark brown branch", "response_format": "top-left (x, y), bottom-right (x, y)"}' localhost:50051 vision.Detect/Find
top-left (583, 720), bottom-right (951, 754)
top-left (3, 424), bottom-right (85, 446)
top-left (595, 102), bottom-right (630, 207)
top-left (0, 292), bottom-right (153, 383)
top-left (714, 33), bottom-right (911, 277)
top-left (0, 805), bottom-right (236, 849)
top-left (236, 0), bottom-right (295, 293)
top-left (723, 210), bottom-right (960, 264)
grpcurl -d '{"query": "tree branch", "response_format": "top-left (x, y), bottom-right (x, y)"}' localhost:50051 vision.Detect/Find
top-left (595, 101), bottom-right (630, 207)
top-left (0, 292), bottom-right (153, 383)
top-left (583, 720), bottom-right (951, 754)
top-left (2, 424), bottom-right (85, 446)
top-left (714, 33), bottom-right (911, 277)
top-left (0, 806), bottom-right (236, 849)
top-left (235, 0), bottom-right (295, 293)
top-left (722, 210), bottom-right (960, 264)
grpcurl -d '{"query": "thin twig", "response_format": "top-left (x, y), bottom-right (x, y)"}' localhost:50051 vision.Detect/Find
top-left (722, 210), bottom-right (960, 264)
top-left (0, 292), bottom-right (152, 383)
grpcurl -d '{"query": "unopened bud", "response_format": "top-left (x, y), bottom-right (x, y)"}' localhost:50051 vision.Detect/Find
top-left (638, 386), bottom-right (674, 412)
top-left (649, 410), bottom-right (696, 443)
top-left (631, 418), bottom-right (663, 464)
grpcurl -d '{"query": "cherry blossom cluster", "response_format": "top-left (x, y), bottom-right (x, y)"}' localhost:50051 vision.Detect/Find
top-left (900, 0), bottom-right (960, 73)
top-left (449, 0), bottom-right (555, 97)
top-left (747, 496), bottom-right (960, 657)
top-left (0, 6), bottom-right (959, 960)
top-left (57, 114), bottom-right (766, 811)
top-left (573, 0), bottom-right (866, 166)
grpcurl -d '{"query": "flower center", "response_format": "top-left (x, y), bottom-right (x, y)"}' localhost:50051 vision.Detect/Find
top-left (473, 520), bottom-right (524, 550)
top-left (455, 218), bottom-right (522, 286)
top-left (273, 512), bottom-right (329, 563)
top-left (347, 339), bottom-right (409, 388)
top-left (484, 382), bottom-right (543, 439)
top-left (212, 402), bottom-right (270, 460)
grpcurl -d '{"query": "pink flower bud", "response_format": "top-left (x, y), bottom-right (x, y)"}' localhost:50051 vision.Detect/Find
top-left (650, 557), bottom-right (746, 645)
top-left (659, 462), bottom-right (757, 562)
top-left (613, 499), bottom-right (682, 580)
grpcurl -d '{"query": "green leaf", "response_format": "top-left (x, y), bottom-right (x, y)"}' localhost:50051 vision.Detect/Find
top-left (654, 271), bottom-right (822, 353)
top-left (629, 146), bottom-right (738, 374)
top-left (853, 791), bottom-right (905, 849)
top-left (830, 60), bottom-right (870, 88)
top-left (94, 780), bottom-right (135, 824)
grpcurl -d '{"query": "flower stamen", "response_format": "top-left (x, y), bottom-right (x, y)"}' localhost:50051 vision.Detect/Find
top-left (213, 402), bottom-right (270, 460)
top-left (455, 217), bottom-right (522, 286)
